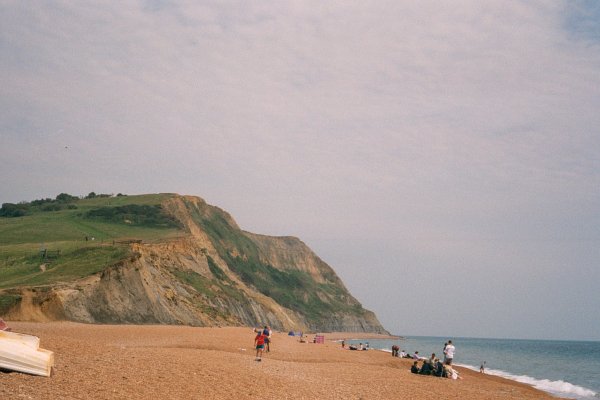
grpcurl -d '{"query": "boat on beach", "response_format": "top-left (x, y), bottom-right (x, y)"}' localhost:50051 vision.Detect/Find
top-left (0, 330), bottom-right (54, 377)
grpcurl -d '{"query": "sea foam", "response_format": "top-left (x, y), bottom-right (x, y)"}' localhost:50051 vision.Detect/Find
top-left (458, 363), bottom-right (598, 399)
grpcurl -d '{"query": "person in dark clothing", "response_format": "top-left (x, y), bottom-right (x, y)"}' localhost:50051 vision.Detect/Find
top-left (391, 345), bottom-right (399, 357)
top-left (434, 359), bottom-right (445, 377)
top-left (411, 361), bottom-right (420, 374)
top-left (419, 359), bottom-right (433, 375)
top-left (262, 326), bottom-right (272, 352)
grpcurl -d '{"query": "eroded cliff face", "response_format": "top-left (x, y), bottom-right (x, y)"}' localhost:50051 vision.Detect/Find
top-left (243, 232), bottom-right (341, 285)
top-left (3, 195), bottom-right (388, 333)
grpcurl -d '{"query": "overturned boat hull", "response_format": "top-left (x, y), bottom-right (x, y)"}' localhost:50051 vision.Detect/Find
top-left (0, 330), bottom-right (54, 377)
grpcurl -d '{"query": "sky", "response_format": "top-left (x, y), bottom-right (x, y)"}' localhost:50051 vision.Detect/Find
top-left (1, 0), bottom-right (599, 341)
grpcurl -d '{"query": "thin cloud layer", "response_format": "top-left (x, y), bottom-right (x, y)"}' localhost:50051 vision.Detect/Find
top-left (1, 1), bottom-right (599, 339)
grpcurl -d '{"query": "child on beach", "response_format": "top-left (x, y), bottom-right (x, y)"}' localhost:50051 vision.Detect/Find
top-left (254, 329), bottom-right (266, 361)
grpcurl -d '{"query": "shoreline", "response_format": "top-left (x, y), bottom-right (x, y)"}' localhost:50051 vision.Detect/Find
top-left (331, 336), bottom-right (587, 399)
top-left (1, 322), bottom-right (560, 399)
top-left (319, 332), bottom-right (401, 341)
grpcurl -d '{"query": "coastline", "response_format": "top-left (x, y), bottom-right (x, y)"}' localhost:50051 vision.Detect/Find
top-left (1, 322), bottom-right (561, 399)
top-left (320, 332), bottom-right (401, 341)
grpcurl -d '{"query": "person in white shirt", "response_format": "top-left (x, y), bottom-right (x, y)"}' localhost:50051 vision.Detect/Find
top-left (444, 340), bottom-right (455, 365)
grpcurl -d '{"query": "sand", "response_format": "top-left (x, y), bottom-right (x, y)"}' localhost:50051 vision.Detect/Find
top-left (1, 322), bottom-right (559, 400)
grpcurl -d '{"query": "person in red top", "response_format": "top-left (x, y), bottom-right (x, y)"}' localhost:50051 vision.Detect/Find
top-left (254, 329), bottom-right (266, 361)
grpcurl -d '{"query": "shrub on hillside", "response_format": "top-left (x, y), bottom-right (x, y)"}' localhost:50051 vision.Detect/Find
top-left (0, 203), bottom-right (29, 217)
top-left (85, 204), bottom-right (179, 228)
top-left (41, 203), bottom-right (62, 212)
top-left (55, 193), bottom-right (78, 203)
top-left (85, 192), bottom-right (112, 199)
top-left (1, 193), bottom-right (83, 217)
top-left (30, 198), bottom-right (54, 206)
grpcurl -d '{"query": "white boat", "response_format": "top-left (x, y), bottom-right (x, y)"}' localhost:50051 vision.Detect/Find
top-left (0, 330), bottom-right (54, 377)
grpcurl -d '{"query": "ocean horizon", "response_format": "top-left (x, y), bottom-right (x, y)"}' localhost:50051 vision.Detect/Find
top-left (344, 335), bottom-right (600, 400)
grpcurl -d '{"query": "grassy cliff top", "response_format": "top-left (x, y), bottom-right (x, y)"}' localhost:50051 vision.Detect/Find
top-left (0, 193), bottom-right (183, 289)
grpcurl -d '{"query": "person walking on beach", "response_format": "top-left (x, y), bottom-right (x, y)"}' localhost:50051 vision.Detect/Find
top-left (444, 340), bottom-right (455, 365)
top-left (262, 325), bottom-right (272, 352)
top-left (254, 329), bottom-right (266, 361)
top-left (480, 361), bottom-right (486, 373)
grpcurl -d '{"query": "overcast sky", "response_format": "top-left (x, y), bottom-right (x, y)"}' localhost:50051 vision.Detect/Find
top-left (2, 1), bottom-right (599, 340)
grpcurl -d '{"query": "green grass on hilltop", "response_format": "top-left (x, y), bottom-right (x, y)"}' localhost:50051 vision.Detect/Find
top-left (0, 243), bottom-right (130, 289)
top-left (0, 193), bottom-right (181, 244)
top-left (0, 193), bottom-right (184, 289)
top-left (76, 193), bottom-right (175, 208)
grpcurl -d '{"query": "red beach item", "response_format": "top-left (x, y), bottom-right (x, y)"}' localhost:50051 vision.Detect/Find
top-left (0, 319), bottom-right (10, 331)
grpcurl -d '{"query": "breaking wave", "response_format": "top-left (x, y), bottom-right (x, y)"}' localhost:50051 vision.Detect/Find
top-left (459, 363), bottom-right (598, 399)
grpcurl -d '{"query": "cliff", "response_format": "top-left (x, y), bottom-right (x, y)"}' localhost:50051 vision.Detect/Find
top-left (0, 194), bottom-right (387, 333)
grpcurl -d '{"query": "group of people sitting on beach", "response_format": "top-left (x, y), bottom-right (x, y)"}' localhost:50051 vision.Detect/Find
top-left (391, 345), bottom-right (422, 360)
top-left (392, 340), bottom-right (462, 380)
top-left (340, 340), bottom-right (370, 351)
top-left (409, 354), bottom-right (461, 379)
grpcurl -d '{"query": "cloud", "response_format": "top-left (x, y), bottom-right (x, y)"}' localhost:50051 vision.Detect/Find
top-left (1, 0), bottom-right (599, 339)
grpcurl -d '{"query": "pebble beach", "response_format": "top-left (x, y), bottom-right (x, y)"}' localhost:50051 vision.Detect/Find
top-left (1, 322), bottom-right (559, 399)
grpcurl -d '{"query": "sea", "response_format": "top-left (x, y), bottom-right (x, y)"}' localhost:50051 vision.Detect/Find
top-left (345, 336), bottom-right (600, 399)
